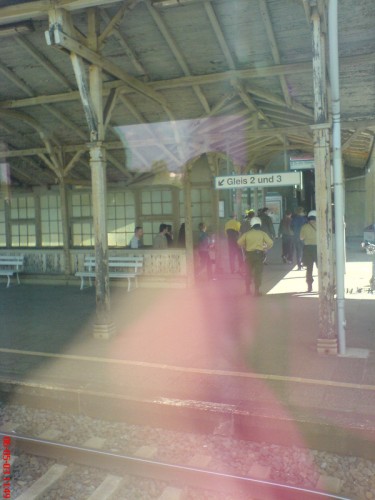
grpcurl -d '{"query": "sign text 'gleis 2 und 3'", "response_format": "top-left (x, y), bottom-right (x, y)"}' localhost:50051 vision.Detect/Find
top-left (214, 171), bottom-right (302, 190)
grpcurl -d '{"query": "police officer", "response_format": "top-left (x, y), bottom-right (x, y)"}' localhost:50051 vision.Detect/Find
top-left (237, 217), bottom-right (274, 296)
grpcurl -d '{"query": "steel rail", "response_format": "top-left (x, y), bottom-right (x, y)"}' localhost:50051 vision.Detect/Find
top-left (1, 432), bottom-right (349, 500)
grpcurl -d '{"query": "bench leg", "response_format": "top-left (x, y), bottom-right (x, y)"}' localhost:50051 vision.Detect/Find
top-left (127, 278), bottom-right (131, 293)
top-left (6, 275), bottom-right (10, 288)
top-left (16, 272), bottom-right (20, 285)
top-left (79, 276), bottom-right (94, 290)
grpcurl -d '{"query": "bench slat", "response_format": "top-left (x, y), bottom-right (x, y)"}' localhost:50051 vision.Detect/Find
top-left (0, 255), bottom-right (24, 288)
top-left (76, 255), bottom-right (143, 292)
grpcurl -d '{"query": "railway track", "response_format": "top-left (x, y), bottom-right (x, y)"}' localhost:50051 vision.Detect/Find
top-left (1, 432), bottom-right (350, 500)
top-left (0, 348), bottom-right (375, 498)
top-left (0, 360), bottom-right (374, 462)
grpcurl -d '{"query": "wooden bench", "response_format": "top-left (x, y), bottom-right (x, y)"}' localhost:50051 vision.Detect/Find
top-left (0, 255), bottom-right (24, 288)
top-left (76, 255), bottom-right (143, 292)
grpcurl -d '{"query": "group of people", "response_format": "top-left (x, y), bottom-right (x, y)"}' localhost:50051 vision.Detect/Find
top-left (278, 207), bottom-right (318, 290)
top-left (196, 209), bottom-right (275, 292)
top-left (277, 207), bottom-right (318, 291)
top-left (129, 223), bottom-right (186, 250)
top-left (278, 206), bottom-right (307, 269)
top-left (222, 206), bottom-right (318, 295)
top-left (130, 207), bottom-right (318, 294)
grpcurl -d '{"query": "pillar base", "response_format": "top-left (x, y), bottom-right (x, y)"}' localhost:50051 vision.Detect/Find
top-left (317, 337), bottom-right (338, 355)
top-left (93, 321), bottom-right (116, 339)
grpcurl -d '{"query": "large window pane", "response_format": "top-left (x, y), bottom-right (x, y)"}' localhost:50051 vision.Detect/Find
top-left (10, 196), bottom-right (36, 247)
top-left (41, 194), bottom-right (63, 247)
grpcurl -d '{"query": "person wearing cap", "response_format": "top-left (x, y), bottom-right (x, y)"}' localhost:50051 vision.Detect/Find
top-left (237, 217), bottom-right (274, 296)
top-left (240, 209), bottom-right (255, 235)
top-left (224, 213), bottom-right (242, 273)
top-left (300, 210), bottom-right (317, 292)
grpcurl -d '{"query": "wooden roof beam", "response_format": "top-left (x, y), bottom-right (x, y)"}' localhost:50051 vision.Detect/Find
top-left (246, 83), bottom-right (313, 117)
top-left (100, 9), bottom-right (148, 78)
top-left (46, 9), bottom-right (167, 108)
top-left (98, 1), bottom-right (129, 47)
top-left (301, 0), bottom-right (312, 25)
top-left (15, 35), bottom-right (72, 90)
top-left (0, 0), bottom-right (126, 25)
top-left (204, 1), bottom-right (236, 70)
top-left (146, 0), bottom-right (210, 114)
top-left (118, 93), bottom-right (181, 166)
top-left (0, 60), bottom-right (316, 110)
top-left (258, 0), bottom-right (292, 106)
top-left (199, 90), bottom-right (237, 118)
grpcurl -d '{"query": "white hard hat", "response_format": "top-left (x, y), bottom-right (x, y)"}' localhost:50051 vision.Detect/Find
top-left (250, 216), bottom-right (262, 227)
top-left (308, 210), bottom-right (317, 218)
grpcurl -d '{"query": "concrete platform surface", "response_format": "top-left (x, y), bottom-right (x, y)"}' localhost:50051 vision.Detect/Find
top-left (0, 238), bottom-right (374, 445)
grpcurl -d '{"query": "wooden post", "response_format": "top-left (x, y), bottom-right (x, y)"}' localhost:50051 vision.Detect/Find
top-left (59, 180), bottom-right (71, 275)
top-left (90, 143), bottom-right (114, 338)
top-left (90, 62), bottom-right (114, 337)
top-left (46, 7), bottom-right (114, 337)
top-left (365, 148), bottom-right (375, 226)
top-left (184, 166), bottom-right (195, 287)
top-left (311, 8), bottom-right (337, 353)
top-left (208, 154), bottom-right (222, 274)
top-left (312, 126), bottom-right (336, 348)
top-left (88, 11), bottom-right (114, 338)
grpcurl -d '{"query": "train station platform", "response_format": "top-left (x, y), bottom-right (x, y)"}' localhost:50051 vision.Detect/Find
top-left (0, 237), bottom-right (374, 456)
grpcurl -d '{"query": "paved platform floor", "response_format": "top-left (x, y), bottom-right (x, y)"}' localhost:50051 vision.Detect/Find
top-left (0, 238), bottom-right (374, 447)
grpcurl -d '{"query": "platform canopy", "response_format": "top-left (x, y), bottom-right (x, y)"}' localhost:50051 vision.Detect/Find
top-left (0, 0), bottom-right (374, 187)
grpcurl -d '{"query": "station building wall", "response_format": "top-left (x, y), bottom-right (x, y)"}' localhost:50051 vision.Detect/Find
top-left (0, 180), bottom-right (225, 249)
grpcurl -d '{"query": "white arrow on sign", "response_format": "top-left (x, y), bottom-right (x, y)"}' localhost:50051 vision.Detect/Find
top-left (214, 172), bottom-right (302, 190)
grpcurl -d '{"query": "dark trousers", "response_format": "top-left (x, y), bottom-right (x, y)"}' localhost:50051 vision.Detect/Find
top-left (228, 239), bottom-right (242, 273)
top-left (294, 238), bottom-right (304, 268)
top-left (303, 245), bottom-right (318, 285)
top-left (198, 250), bottom-right (213, 278)
top-left (245, 251), bottom-right (264, 293)
top-left (281, 235), bottom-right (294, 262)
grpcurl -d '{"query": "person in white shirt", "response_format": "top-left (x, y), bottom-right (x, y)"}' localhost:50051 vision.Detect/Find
top-left (130, 226), bottom-right (144, 249)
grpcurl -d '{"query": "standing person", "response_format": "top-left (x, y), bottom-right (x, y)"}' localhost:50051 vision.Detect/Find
top-left (259, 207), bottom-right (276, 239)
top-left (278, 210), bottom-right (294, 264)
top-left (165, 224), bottom-right (173, 247)
top-left (259, 207), bottom-right (275, 264)
top-left (197, 222), bottom-right (214, 279)
top-left (224, 213), bottom-right (241, 273)
top-left (177, 222), bottom-right (185, 247)
top-left (237, 216), bottom-right (274, 296)
top-left (240, 209), bottom-right (255, 235)
top-left (153, 223), bottom-right (168, 249)
top-left (291, 207), bottom-right (308, 270)
top-left (300, 210), bottom-right (317, 292)
top-left (129, 226), bottom-right (144, 249)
